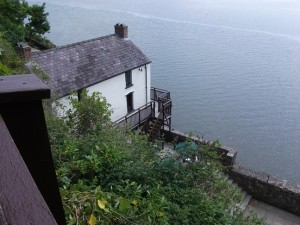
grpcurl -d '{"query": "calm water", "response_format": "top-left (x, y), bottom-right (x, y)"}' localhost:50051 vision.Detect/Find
top-left (29, 0), bottom-right (300, 183)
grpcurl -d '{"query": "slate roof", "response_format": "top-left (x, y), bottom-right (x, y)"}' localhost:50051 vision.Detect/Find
top-left (30, 34), bottom-right (151, 97)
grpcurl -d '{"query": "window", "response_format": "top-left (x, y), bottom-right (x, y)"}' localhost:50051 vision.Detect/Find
top-left (126, 92), bottom-right (134, 113)
top-left (125, 70), bottom-right (133, 88)
top-left (77, 89), bottom-right (83, 101)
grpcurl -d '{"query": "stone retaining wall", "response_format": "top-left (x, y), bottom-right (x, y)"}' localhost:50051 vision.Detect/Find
top-left (230, 164), bottom-right (300, 216)
top-left (161, 129), bottom-right (237, 167)
top-left (162, 129), bottom-right (300, 216)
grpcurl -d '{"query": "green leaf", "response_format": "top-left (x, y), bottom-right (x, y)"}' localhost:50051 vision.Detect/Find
top-left (0, 63), bottom-right (10, 75)
top-left (119, 198), bottom-right (130, 211)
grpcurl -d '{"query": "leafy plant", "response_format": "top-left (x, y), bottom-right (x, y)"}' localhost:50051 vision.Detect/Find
top-left (0, 62), bottom-right (10, 75)
top-left (0, 0), bottom-right (51, 44)
top-left (0, 33), bottom-right (26, 74)
top-left (66, 90), bottom-right (112, 136)
top-left (45, 91), bottom-right (265, 225)
top-left (25, 3), bottom-right (50, 38)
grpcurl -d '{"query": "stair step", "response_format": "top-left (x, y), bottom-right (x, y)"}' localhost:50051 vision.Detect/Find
top-left (240, 191), bottom-right (247, 199)
top-left (239, 194), bottom-right (251, 211)
top-left (148, 117), bottom-right (164, 141)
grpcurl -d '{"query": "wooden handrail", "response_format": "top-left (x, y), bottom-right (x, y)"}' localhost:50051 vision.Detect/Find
top-left (115, 101), bottom-right (154, 130)
top-left (0, 74), bottom-right (66, 224)
top-left (0, 114), bottom-right (58, 225)
top-left (116, 87), bottom-right (172, 131)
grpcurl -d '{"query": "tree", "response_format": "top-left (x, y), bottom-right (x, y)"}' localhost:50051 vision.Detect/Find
top-left (0, 0), bottom-right (27, 44)
top-left (25, 3), bottom-right (50, 39)
top-left (0, 0), bottom-right (51, 44)
top-left (0, 0), bottom-right (52, 75)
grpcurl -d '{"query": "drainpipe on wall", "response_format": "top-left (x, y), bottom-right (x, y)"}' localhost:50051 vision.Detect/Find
top-left (145, 64), bottom-right (148, 103)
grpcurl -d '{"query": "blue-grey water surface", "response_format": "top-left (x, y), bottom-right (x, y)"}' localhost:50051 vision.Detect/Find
top-left (29, 0), bottom-right (300, 183)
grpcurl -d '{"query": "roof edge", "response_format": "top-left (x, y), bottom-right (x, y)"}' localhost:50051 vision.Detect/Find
top-left (55, 62), bottom-right (151, 99)
top-left (32, 34), bottom-right (118, 56)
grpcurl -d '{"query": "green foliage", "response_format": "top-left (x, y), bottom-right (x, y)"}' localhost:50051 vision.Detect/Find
top-left (0, 62), bottom-right (10, 75)
top-left (25, 3), bottom-right (50, 37)
top-left (0, 34), bottom-right (26, 75)
top-left (0, 0), bottom-right (51, 45)
top-left (45, 92), bottom-right (265, 224)
top-left (67, 90), bottom-right (112, 136)
top-left (0, 0), bottom-right (53, 75)
top-left (0, 0), bottom-right (27, 44)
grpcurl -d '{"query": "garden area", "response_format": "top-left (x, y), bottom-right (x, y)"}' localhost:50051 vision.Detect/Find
top-left (45, 91), bottom-right (265, 225)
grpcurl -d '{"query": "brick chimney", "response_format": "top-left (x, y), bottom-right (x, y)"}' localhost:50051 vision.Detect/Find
top-left (114, 23), bottom-right (128, 38)
top-left (15, 42), bottom-right (32, 61)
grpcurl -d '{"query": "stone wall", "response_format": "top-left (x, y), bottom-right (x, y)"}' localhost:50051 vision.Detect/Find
top-left (162, 128), bottom-right (300, 216)
top-left (161, 129), bottom-right (237, 167)
top-left (229, 164), bottom-right (300, 216)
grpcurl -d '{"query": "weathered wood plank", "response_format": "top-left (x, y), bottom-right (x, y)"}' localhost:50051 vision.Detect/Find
top-left (0, 74), bottom-right (66, 224)
top-left (0, 114), bottom-right (57, 225)
top-left (0, 74), bottom-right (50, 103)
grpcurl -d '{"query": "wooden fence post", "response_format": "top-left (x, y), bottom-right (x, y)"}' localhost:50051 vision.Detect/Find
top-left (0, 74), bottom-right (66, 224)
top-left (138, 108), bottom-right (141, 127)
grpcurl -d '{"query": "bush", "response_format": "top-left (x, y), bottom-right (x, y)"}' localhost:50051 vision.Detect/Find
top-left (0, 33), bottom-right (26, 75)
top-left (45, 92), bottom-right (265, 225)
top-left (66, 90), bottom-right (112, 136)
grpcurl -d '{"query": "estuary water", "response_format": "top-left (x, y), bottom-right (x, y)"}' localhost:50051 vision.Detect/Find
top-left (29, 0), bottom-right (300, 183)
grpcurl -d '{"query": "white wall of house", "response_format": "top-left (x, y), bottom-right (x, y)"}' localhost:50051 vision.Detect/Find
top-left (54, 64), bottom-right (151, 122)
top-left (53, 95), bottom-right (73, 118)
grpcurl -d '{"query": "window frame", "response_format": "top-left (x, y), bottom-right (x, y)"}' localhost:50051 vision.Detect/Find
top-left (126, 92), bottom-right (134, 113)
top-left (77, 89), bottom-right (83, 101)
top-left (125, 70), bottom-right (133, 88)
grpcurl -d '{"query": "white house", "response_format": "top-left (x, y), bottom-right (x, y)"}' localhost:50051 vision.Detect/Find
top-left (28, 24), bottom-right (151, 121)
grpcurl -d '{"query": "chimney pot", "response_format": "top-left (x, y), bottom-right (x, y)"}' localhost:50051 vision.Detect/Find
top-left (15, 42), bottom-right (32, 61)
top-left (114, 23), bottom-right (128, 38)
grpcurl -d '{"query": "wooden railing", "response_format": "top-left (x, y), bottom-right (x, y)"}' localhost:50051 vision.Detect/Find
top-left (0, 74), bottom-right (65, 224)
top-left (115, 101), bottom-right (154, 130)
top-left (151, 87), bottom-right (172, 130)
top-left (115, 87), bottom-right (172, 131)
top-left (0, 115), bottom-right (58, 225)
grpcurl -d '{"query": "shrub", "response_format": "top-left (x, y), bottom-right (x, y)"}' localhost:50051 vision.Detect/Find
top-left (66, 90), bottom-right (112, 136)
top-left (45, 92), bottom-right (265, 225)
top-left (0, 33), bottom-right (26, 75)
